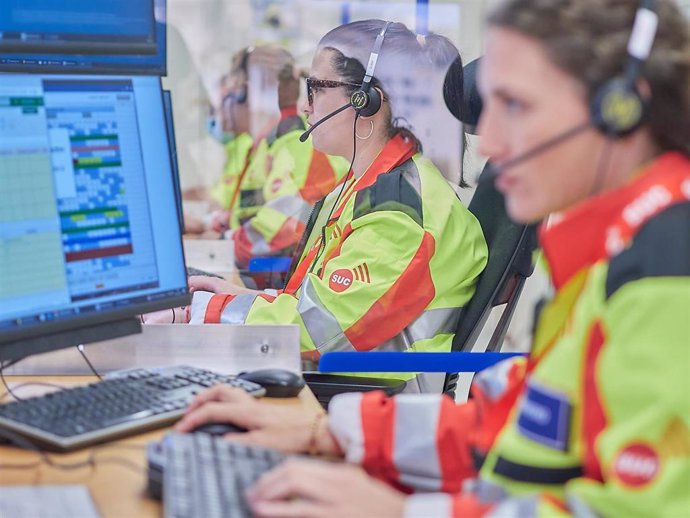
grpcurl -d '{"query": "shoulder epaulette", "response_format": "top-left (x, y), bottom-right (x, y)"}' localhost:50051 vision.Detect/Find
top-left (353, 158), bottom-right (423, 226)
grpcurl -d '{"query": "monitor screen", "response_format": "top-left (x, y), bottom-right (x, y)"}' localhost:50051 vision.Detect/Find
top-left (0, 0), bottom-right (166, 75)
top-left (162, 89), bottom-right (184, 234)
top-left (0, 73), bottom-right (189, 361)
top-left (0, 0), bottom-right (156, 55)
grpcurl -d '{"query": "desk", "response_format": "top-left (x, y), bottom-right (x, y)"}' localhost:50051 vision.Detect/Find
top-left (0, 376), bottom-right (320, 518)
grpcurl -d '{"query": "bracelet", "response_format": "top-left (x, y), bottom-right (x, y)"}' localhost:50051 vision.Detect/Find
top-left (171, 308), bottom-right (176, 324)
top-left (307, 412), bottom-right (327, 456)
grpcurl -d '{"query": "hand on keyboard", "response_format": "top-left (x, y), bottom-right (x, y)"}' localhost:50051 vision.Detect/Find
top-left (175, 384), bottom-right (340, 456)
top-left (246, 458), bottom-right (406, 518)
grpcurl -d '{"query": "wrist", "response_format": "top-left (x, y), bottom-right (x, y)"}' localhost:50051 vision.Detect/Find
top-left (307, 412), bottom-right (342, 457)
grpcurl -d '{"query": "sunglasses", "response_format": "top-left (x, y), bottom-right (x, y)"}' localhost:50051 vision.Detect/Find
top-left (306, 77), bottom-right (360, 106)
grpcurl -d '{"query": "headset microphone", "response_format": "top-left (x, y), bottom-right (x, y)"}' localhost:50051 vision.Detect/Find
top-left (299, 102), bottom-right (352, 142)
top-left (481, 121), bottom-right (592, 184)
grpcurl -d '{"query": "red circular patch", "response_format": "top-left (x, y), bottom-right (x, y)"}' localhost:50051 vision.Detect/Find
top-left (613, 443), bottom-right (660, 487)
top-left (271, 178), bottom-right (283, 193)
top-left (329, 269), bottom-right (353, 292)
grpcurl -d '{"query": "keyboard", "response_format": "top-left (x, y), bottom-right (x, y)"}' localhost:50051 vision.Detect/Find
top-left (0, 366), bottom-right (265, 451)
top-left (0, 485), bottom-right (100, 518)
top-left (158, 432), bottom-right (286, 518)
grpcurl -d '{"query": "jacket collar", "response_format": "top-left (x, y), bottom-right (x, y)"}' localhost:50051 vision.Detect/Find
top-left (540, 152), bottom-right (690, 289)
top-left (353, 134), bottom-right (417, 192)
top-left (331, 135), bottom-right (417, 221)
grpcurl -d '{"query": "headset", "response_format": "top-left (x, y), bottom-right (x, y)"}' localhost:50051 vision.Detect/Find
top-left (484, 0), bottom-right (659, 182)
top-left (299, 21), bottom-right (392, 142)
top-left (591, 0), bottom-right (657, 137)
top-left (230, 46), bottom-right (253, 105)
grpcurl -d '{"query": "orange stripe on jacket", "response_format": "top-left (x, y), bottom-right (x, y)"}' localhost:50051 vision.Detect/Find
top-left (344, 232), bottom-right (436, 351)
top-left (452, 493), bottom-right (493, 518)
top-left (299, 150), bottom-right (338, 203)
top-left (204, 294), bottom-right (236, 323)
top-left (268, 217), bottom-right (306, 252)
top-left (436, 395), bottom-right (481, 493)
top-left (582, 321), bottom-right (608, 481)
top-left (361, 392), bottom-right (408, 492)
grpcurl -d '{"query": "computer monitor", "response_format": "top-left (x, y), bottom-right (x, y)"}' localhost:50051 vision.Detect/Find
top-left (0, 0), bottom-right (157, 55)
top-left (0, 0), bottom-right (166, 75)
top-left (162, 89), bottom-right (184, 235)
top-left (0, 73), bottom-right (189, 363)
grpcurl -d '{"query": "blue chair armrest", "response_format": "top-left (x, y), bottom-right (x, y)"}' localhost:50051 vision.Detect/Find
top-left (318, 352), bottom-right (526, 373)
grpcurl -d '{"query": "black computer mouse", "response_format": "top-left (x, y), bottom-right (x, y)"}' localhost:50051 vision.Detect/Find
top-left (191, 422), bottom-right (248, 435)
top-left (237, 369), bottom-right (305, 398)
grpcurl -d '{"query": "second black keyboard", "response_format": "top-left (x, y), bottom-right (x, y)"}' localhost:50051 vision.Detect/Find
top-left (0, 366), bottom-right (265, 451)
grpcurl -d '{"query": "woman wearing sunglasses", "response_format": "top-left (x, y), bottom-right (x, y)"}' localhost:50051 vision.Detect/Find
top-left (187, 19), bottom-right (488, 392)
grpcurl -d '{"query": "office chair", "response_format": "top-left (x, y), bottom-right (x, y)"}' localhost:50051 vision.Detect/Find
top-left (441, 169), bottom-right (537, 397)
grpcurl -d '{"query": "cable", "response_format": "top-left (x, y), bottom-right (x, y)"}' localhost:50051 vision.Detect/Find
top-left (0, 426), bottom-right (147, 474)
top-left (76, 344), bottom-right (103, 380)
top-left (0, 382), bottom-right (65, 402)
top-left (591, 139), bottom-right (616, 197)
top-left (307, 112), bottom-right (360, 275)
top-left (0, 360), bottom-right (24, 401)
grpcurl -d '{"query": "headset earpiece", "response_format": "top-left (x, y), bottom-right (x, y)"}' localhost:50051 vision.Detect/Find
top-left (589, 0), bottom-right (658, 138)
top-left (350, 86), bottom-right (381, 117)
top-left (235, 86), bottom-right (248, 105)
top-left (590, 77), bottom-right (647, 137)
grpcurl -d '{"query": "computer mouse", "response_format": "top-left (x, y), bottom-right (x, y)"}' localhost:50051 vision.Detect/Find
top-left (237, 369), bottom-right (305, 398)
top-left (191, 422), bottom-right (248, 435)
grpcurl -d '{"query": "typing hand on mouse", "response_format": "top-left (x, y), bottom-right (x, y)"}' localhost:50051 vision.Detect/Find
top-left (174, 385), bottom-right (341, 456)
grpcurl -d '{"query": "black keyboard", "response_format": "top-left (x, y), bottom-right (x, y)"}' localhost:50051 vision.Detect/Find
top-left (0, 366), bottom-right (265, 451)
top-left (161, 433), bottom-right (285, 518)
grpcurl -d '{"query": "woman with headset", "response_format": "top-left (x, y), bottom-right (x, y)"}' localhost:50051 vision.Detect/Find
top-left (177, 0), bottom-right (690, 516)
top-left (186, 20), bottom-right (488, 392)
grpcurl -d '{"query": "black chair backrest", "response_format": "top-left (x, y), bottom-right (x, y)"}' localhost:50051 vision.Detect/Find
top-left (443, 167), bottom-right (538, 396)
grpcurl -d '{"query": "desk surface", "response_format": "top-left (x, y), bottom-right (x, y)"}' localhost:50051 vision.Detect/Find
top-left (0, 376), bottom-right (320, 518)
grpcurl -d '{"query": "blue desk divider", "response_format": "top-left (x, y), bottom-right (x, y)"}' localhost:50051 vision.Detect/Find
top-left (248, 256), bottom-right (291, 272)
top-left (318, 352), bottom-right (526, 373)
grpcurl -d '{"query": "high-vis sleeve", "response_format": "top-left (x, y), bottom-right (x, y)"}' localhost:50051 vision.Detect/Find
top-left (327, 358), bottom-right (527, 492)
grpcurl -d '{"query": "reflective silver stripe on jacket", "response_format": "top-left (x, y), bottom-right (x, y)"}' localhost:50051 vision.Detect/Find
top-left (473, 359), bottom-right (516, 401)
top-left (406, 307), bottom-right (459, 343)
top-left (242, 223), bottom-right (271, 255)
top-left (487, 495), bottom-right (539, 518)
top-left (267, 196), bottom-right (311, 223)
top-left (567, 494), bottom-right (605, 518)
top-left (463, 477), bottom-right (509, 504)
top-left (393, 395), bottom-right (444, 490)
top-left (297, 277), bottom-right (356, 352)
top-left (189, 291), bottom-right (214, 324)
top-left (218, 294), bottom-right (257, 324)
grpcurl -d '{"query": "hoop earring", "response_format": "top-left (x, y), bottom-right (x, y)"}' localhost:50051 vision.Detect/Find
top-left (355, 120), bottom-right (374, 140)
